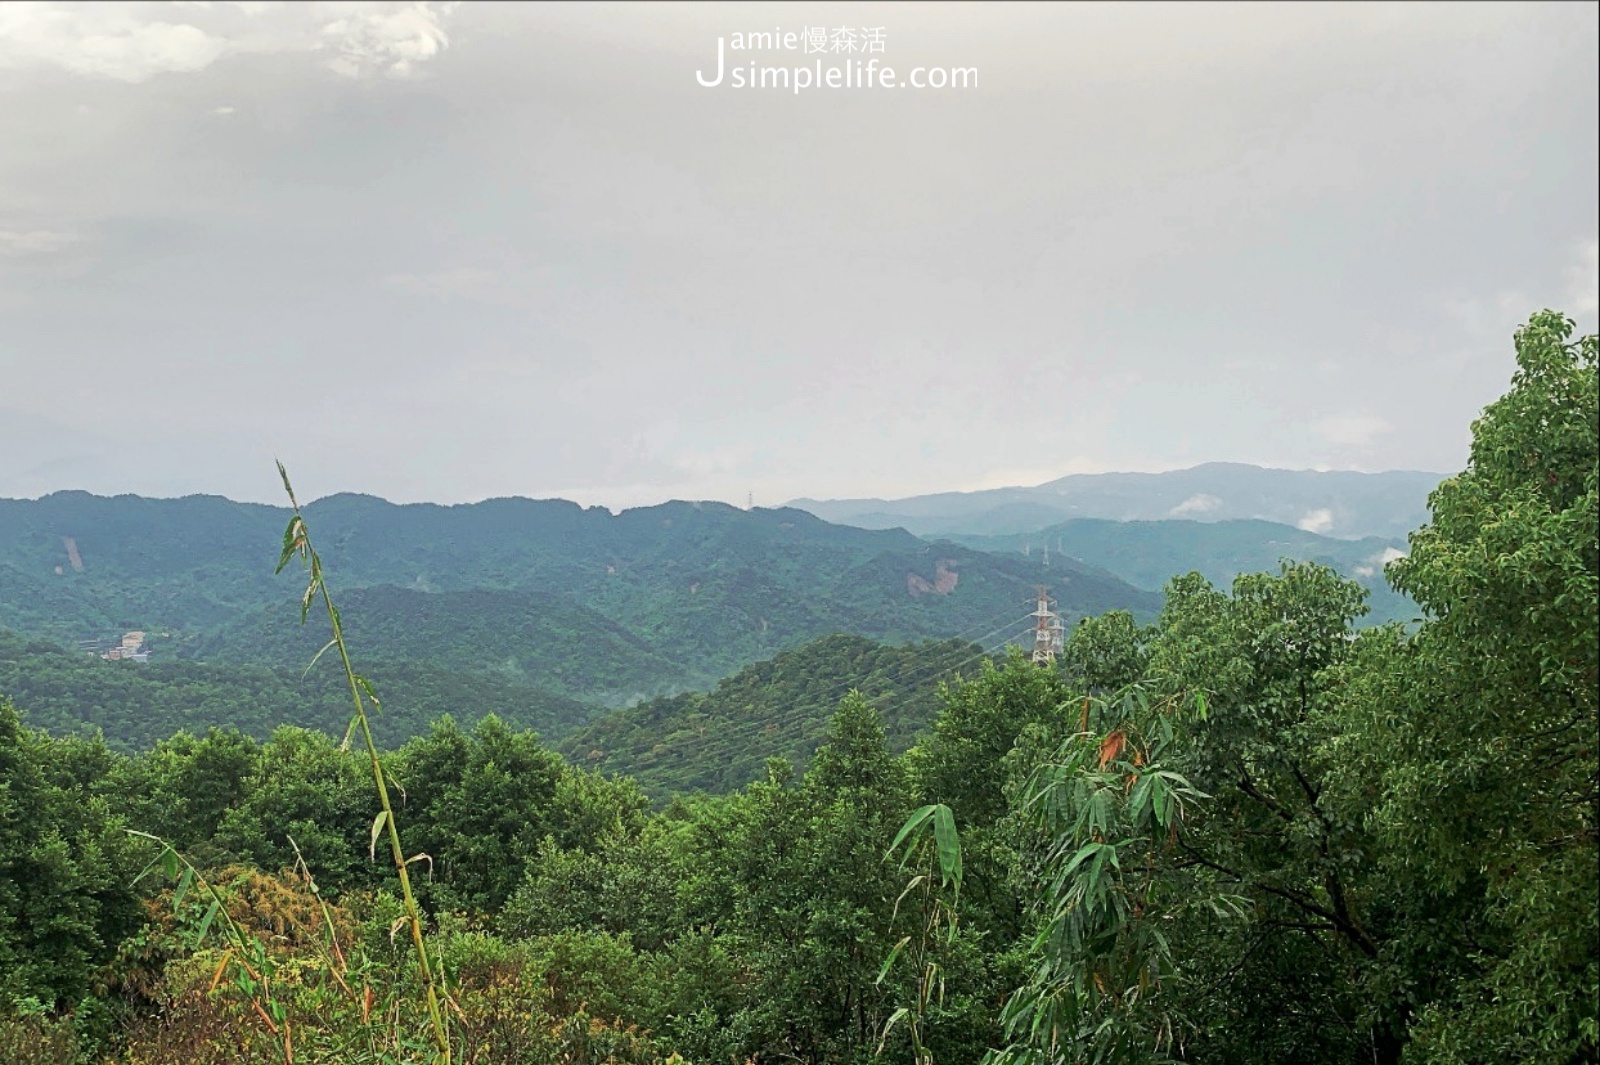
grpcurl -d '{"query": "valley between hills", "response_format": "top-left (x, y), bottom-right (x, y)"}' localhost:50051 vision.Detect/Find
top-left (1, 464), bottom-right (1431, 796)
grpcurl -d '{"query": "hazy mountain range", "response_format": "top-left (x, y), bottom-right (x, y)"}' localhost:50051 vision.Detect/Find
top-left (2, 477), bottom-right (1431, 760)
top-left (790, 462), bottom-right (1445, 540)
top-left (0, 490), bottom-right (1157, 711)
top-left (949, 517), bottom-right (1418, 625)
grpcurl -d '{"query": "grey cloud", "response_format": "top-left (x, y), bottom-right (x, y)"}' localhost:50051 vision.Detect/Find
top-left (0, 2), bottom-right (1595, 507)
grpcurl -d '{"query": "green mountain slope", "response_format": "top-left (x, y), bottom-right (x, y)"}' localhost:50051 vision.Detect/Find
top-left (193, 586), bottom-right (696, 705)
top-left (948, 517), bottom-right (1418, 625)
top-left (0, 630), bottom-right (597, 751)
top-left (0, 491), bottom-right (1160, 727)
top-left (560, 633), bottom-right (995, 797)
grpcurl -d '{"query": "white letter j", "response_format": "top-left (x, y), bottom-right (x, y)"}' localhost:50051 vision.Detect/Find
top-left (696, 37), bottom-right (724, 87)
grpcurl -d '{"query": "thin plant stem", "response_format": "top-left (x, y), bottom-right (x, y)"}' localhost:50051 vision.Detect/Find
top-left (274, 461), bottom-right (453, 1063)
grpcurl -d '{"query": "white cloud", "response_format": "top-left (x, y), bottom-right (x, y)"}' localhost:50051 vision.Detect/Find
top-left (0, 1), bottom-right (459, 83)
top-left (1315, 414), bottom-right (1392, 448)
top-left (1168, 492), bottom-right (1221, 517)
top-left (1353, 545), bottom-right (1407, 578)
top-left (1297, 508), bottom-right (1334, 534)
top-left (319, 1), bottom-right (457, 79)
top-left (0, 4), bottom-right (227, 82)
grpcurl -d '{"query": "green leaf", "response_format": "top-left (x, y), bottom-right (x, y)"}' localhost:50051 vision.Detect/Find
top-left (193, 896), bottom-right (221, 948)
top-left (276, 459), bottom-right (296, 504)
top-left (172, 866), bottom-right (195, 910)
top-left (876, 937), bottom-right (910, 984)
top-left (302, 638), bottom-right (338, 680)
top-left (370, 810), bottom-right (389, 862)
top-left (275, 514), bottom-right (302, 575)
top-left (933, 803), bottom-right (963, 889)
top-left (1062, 841), bottom-right (1102, 876)
top-left (887, 804), bottom-right (937, 860)
top-left (877, 1007), bottom-right (910, 1054)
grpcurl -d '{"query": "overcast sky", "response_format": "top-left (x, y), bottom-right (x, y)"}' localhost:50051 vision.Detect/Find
top-left (1, 1), bottom-right (1596, 509)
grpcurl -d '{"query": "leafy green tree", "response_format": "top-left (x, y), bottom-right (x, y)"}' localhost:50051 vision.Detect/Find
top-left (910, 651), bottom-right (1073, 833)
top-left (396, 715), bottom-right (568, 913)
top-left (666, 694), bottom-right (914, 1063)
top-left (0, 699), bottom-right (144, 1008)
top-left (1061, 611), bottom-right (1151, 693)
top-left (1351, 310), bottom-right (1598, 1063)
top-left (990, 686), bottom-right (1210, 1065)
top-left (212, 725), bottom-right (376, 891)
top-left (907, 652), bottom-right (1073, 954)
top-left (112, 727), bottom-right (261, 855)
top-left (992, 561), bottom-right (1390, 1064)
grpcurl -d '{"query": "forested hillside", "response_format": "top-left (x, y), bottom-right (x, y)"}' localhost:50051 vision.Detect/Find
top-left (561, 634), bottom-right (992, 796)
top-left (0, 313), bottom-right (1593, 1065)
top-left (0, 630), bottom-right (599, 750)
top-left (0, 493), bottom-right (1159, 713)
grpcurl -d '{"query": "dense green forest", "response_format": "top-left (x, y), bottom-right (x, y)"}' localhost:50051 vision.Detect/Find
top-left (0, 492), bottom-right (1159, 710)
top-left (0, 631), bottom-right (601, 750)
top-left (560, 634), bottom-right (996, 796)
top-left (1, 626), bottom-right (995, 776)
top-left (0, 312), bottom-right (1594, 1064)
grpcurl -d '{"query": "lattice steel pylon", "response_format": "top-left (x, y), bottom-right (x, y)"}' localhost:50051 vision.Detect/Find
top-left (1030, 586), bottom-right (1064, 665)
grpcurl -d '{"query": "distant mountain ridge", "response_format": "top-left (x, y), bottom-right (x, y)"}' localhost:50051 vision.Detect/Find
top-left (0, 490), bottom-right (1160, 725)
top-left (947, 517), bottom-right (1419, 626)
top-left (790, 462), bottom-right (1445, 540)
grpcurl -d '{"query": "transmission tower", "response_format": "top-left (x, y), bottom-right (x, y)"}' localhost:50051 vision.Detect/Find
top-left (1030, 586), bottom-right (1064, 665)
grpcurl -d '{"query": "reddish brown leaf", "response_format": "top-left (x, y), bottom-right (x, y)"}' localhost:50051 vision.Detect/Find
top-left (1099, 730), bottom-right (1126, 769)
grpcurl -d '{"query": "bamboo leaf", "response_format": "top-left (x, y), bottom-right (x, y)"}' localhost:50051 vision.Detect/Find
top-left (875, 937), bottom-right (910, 984)
top-left (208, 950), bottom-right (234, 993)
top-left (275, 514), bottom-right (303, 574)
top-left (932, 803), bottom-right (963, 889)
top-left (302, 638), bottom-right (338, 680)
top-left (276, 459), bottom-right (297, 506)
top-left (193, 896), bottom-right (221, 948)
top-left (369, 810), bottom-right (389, 862)
top-left (877, 1007), bottom-right (910, 1055)
top-left (887, 804), bottom-right (937, 860)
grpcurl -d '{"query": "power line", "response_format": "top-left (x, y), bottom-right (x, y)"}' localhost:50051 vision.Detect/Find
top-left (865, 633), bottom-right (1022, 727)
top-left (598, 608), bottom-right (1038, 767)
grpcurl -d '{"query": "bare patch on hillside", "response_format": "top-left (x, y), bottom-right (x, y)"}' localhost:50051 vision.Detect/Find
top-left (908, 559), bottom-right (959, 597)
